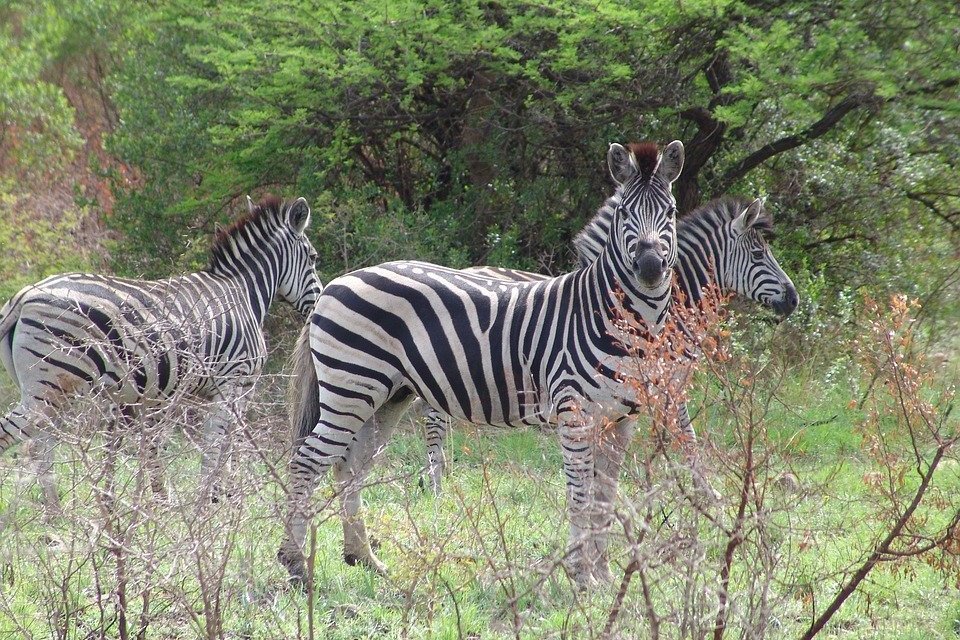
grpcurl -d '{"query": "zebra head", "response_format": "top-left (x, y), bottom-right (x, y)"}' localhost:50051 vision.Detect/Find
top-left (606, 140), bottom-right (684, 288)
top-left (275, 197), bottom-right (323, 317)
top-left (723, 198), bottom-right (799, 317)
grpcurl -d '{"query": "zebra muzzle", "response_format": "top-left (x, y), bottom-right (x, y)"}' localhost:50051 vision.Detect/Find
top-left (771, 283), bottom-right (800, 317)
top-left (634, 248), bottom-right (668, 287)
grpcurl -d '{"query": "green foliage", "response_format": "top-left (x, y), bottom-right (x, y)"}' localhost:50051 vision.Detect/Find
top-left (1, 0), bottom-right (958, 344)
top-left (0, 194), bottom-right (94, 300)
top-left (94, 0), bottom-right (958, 342)
top-left (0, 3), bottom-right (81, 172)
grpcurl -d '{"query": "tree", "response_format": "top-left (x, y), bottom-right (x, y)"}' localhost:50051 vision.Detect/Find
top-left (95, 0), bottom-right (958, 327)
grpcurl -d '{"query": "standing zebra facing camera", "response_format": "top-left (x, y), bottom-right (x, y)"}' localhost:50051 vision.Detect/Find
top-left (418, 195), bottom-right (799, 495)
top-left (280, 140), bottom-right (684, 587)
top-left (0, 196), bottom-right (322, 505)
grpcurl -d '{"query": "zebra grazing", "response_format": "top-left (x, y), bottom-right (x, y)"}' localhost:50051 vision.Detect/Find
top-left (419, 196), bottom-right (799, 494)
top-left (279, 140), bottom-right (684, 586)
top-left (0, 196), bottom-right (321, 504)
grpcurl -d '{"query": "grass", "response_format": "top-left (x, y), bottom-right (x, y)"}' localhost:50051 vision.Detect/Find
top-left (0, 366), bottom-right (958, 639)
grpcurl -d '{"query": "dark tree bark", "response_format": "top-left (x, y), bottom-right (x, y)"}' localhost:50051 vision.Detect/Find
top-left (674, 52), bottom-right (734, 214)
top-left (717, 92), bottom-right (881, 193)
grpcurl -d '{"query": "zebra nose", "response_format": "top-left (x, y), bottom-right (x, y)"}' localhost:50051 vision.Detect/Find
top-left (773, 284), bottom-right (799, 317)
top-left (634, 247), bottom-right (667, 287)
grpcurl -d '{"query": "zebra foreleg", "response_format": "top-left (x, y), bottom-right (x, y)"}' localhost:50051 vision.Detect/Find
top-left (558, 411), bottom-right (600, 588)
top-left (670, 401), bottom-right (721, 503)
top-left (590, 418), bottom-right (635, 584)
top-left (200, 388), bottom-right (249, 502)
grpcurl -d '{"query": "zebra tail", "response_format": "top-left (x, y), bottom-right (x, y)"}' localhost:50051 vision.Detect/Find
top-left (0, 294), bottom-right (25, 387)
top-left (288, 321), bottom-right (321, 453)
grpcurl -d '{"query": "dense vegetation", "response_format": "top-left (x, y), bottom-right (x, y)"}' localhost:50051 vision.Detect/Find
top-left (2, 1), bottom-right (958, 338)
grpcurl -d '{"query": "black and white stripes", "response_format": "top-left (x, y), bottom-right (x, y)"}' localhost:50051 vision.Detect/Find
top-left (278, 141), bottom-right (685, 584)
top-left (0, 196), bottom-right (321, 500)
top-left (420, 196), bottom-right (799, 495)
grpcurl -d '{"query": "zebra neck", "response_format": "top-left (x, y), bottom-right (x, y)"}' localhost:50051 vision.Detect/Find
top-left (209, 247), bottom-right (277, 325)
top-left (591, 245), bottom-right (670, 334)
top-left (675, 213), bottom-right (726, 308)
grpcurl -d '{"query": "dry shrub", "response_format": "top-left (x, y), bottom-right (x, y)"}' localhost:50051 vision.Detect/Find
top-left (0, 292), bottom-right (956, 640)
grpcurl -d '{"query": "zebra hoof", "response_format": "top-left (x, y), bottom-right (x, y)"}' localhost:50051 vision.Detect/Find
top-left (343, 551), bottom-right (388, 575)
top-left (277, 546), bottom-right (307, 585)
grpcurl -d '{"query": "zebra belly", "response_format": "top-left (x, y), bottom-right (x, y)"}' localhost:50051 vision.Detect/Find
top-left (11, 295), bottom-right (237, 406)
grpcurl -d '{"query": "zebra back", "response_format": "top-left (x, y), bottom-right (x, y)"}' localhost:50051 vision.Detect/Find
top-left (461, 266), bottom-right (549, 283)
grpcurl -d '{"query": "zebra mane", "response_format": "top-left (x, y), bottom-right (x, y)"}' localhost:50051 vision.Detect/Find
top-left (209, 195), bottom-right (286, 269)
top-left (625, 142), bottom-right (660, 178)
top-left (572, 189), bottom-right (623, 268)
top-left (573, 195), bottom-right (776, 267)
top-left (684, 196), bottom-right (775, 239)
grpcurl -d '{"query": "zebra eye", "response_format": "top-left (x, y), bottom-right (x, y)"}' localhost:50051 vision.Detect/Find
top-left (751, 249), bottom-right (765, 261)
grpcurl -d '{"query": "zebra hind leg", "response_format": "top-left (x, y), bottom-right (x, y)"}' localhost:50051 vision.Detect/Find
top-left (422, 404), bottom-right (449, 496)
top-left (337, 393), bottom-right (414, 573)
top-left (278, 394), bottom-right (389, 584)
top-left (1, 403), bottom-right (60, 512)
top-left (32, 431), bottom-right (62, 513)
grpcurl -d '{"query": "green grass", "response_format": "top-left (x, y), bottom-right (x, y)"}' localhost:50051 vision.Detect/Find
top-left (0, 371), bottom-right (958, 638)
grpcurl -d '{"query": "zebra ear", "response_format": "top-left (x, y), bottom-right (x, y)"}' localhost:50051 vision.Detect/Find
top-left (607, 143), bottom-right (638, 186)
top-left (733, 198), bottom-right (764, 234)
top-left (287, 197), bottom-right (311, 235)
top-left (655, 140), bottom-right (684, 184)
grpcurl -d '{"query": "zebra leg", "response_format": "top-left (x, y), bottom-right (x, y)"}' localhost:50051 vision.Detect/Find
top-left (278, 397), bottom-right (386, 583)
top-left (33, 430), bottom-right (61, 511)
top-left (2, 402), bottom-right (60, 510)
top-left (201, 387), bottom-right (249, 502)
top-left (336, 395), bottom-right (413, 572)
top-left (422, 404), bottom-right (449, 496)
top-left (0, 403), bottom-right (38, 453)
top-left (590, 418), bottom-right (634, 583)
top-left (558, 408), bottom-right (598, 588)
top-left (128, 407), bottom-right (168, 500)
top-left (672, 400), bottom-right (721, 502)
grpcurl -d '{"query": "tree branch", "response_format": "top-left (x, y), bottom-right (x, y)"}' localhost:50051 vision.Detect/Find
top-left (906, 191), bottom-right (960, 232)
top-left (800, 444), bottom-right (952, 640)
top-left (718, 91), bottom-right (881, 191)
top-left (802, 232), bottom-right (874, 250)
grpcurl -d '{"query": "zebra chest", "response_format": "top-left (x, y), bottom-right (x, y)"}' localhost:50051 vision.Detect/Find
top-left (543, 351), bottom-right (648, 425)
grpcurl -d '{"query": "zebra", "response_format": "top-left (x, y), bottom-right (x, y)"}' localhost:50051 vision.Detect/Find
top-left (278, 140), bottom-right (685, 586)
top-left (419, 196), bottom-right (799, 495)
top-left (0, 195), bottom-right (321, 504)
